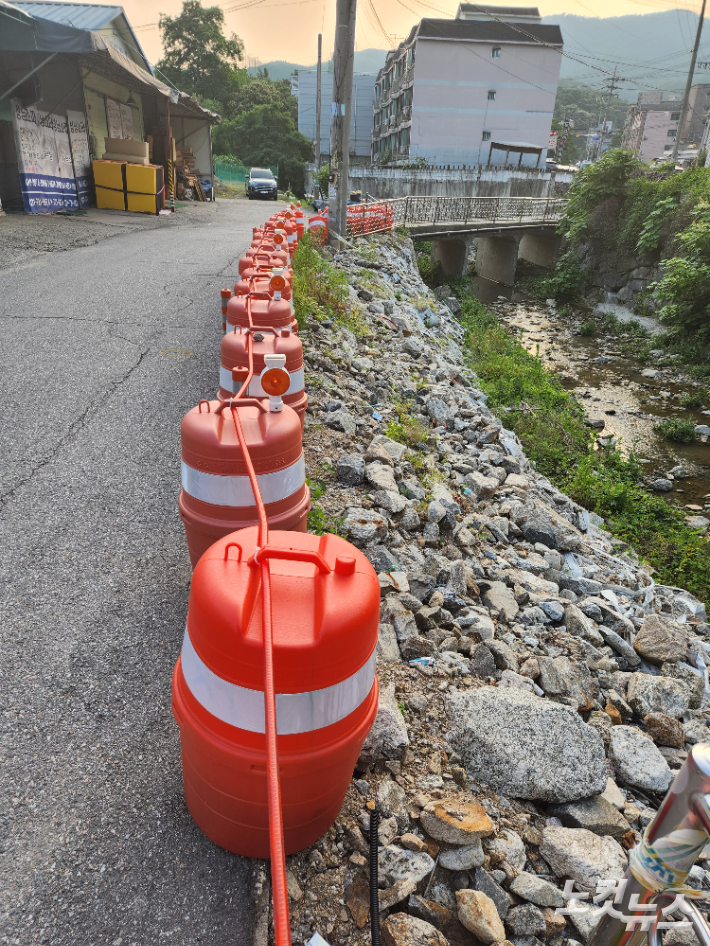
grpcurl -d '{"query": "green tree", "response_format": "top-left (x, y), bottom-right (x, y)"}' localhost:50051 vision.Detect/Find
top-left (213, 104), bottom-right (313, 195)
top-left (157, 0), bottom-right (245, 110)
top-left (227, 77), bottom-right (297, 123)
top-left (559, 148), bottom-right (642, 243)
top-left (656, 202), bottom-right (710, 343)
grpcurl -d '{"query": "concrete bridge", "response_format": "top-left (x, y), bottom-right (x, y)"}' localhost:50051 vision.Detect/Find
top-left (347, 196), bottom-right (566, 285)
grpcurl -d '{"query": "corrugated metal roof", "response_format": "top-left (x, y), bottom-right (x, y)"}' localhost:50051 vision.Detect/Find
top-left (13, 1), bottom-right (154, 73)
top-left (13, 1), bottom-right (122, 29)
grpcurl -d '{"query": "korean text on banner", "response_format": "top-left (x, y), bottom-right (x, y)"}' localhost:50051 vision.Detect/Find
top-left (67, 110), bottom-right (92, 209)
top-left (106, 98), bottom-right (122, 139)
top-left (119, 103), bottom-right (134, 140)
top-left (11, 98), bottom-right (79, 213)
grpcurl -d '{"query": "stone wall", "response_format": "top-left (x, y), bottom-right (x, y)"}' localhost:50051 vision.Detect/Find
top-left (579, 243), bottom-right (661, 310)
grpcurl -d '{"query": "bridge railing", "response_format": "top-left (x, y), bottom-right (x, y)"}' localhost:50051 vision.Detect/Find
top-left (344, 195), bottom-right (567, 237)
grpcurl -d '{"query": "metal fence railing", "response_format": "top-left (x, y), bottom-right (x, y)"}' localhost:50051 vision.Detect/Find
top-left (214, 162), bottom-right (279, 184)
top-left (344, 195), bottom-right (568, 237)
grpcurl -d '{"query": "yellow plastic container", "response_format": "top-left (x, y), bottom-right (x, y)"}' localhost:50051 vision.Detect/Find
top-left (125, 164), bottom-right (164, 214)
top-left (93, 161), bottom-right (126, 210)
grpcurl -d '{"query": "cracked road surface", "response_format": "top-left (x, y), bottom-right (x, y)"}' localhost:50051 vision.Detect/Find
top-left (0, 199), bottom-right (289, 946)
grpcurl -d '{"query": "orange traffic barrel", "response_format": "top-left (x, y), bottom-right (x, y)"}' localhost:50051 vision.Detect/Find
top-left (234, 273), bottom-right (293, 300)
top-left (219, 329), bottom-right (307, 427)
top-left (172, 527), bottom-right (380, 857)
top-left (239, 244), bottom-right (288, 275)
top-left (179, 399), bottom-right (309, 567)
top-left (225, 292), bottom-right (296, 333)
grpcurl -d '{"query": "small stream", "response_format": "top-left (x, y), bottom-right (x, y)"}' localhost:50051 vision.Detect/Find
top-left (472, 277), bottom-right (710, 514)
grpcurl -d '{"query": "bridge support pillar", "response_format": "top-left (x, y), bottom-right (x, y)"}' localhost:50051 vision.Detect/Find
top-left (518, 231), bottom-right (561, 268)
top-left (472, 233), bottom-right (521, 286)
top-left (430, 237), bottom-right (472, 277)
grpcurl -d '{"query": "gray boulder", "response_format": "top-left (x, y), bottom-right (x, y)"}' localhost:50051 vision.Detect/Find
top-left (379, 845), bottom-right (435, 887)
top-left (549, 795), bottom-right (631, 840)
top-left (540, 825), bottom-right (627, 892)
top-left (446, 686), bottom-right (607, 803)
top-left (482, 582), bottom-right (519, 622)
top-left (382, 595), bottom-right (418, 642)
top-left (633, 614), bottom-right (688, 665)
top-left (358, 683), bottom-right (409, 769)
top-left (471, 867), bottom-right (513, 919)
top-left (323, 409), bottom-right (357, 435)
top-left (608, 725), bottom-right (673, 792)
top-left (344, 507), bottom-right (388, 546)
top-left (505, 905), bottom-right (546, 938)
top-left (377, 622), bottom-right (401, 662)
top-left (627, 672), bottom-right (690, 719)
top-left (366, 461), bottom-right (399, 493)
top-left (509, 872), bottom-right (564, 908)
top-left (337, 453), bottom-right (365, 485)
top-left (427, 397), bottom-right (456, 427)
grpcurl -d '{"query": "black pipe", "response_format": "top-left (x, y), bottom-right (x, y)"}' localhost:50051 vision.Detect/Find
top-left (369, 805), bottom-right (381, 946)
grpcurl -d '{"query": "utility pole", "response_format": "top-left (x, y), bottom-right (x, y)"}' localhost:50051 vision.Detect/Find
top-left (671, 0), bottom-right (707, 161)
top-left (597, 67), bottom-right (624, 159)
top-left (328, 0), bottom-right (357, 246)
top-left (314, 33), bottom-right (322, 190)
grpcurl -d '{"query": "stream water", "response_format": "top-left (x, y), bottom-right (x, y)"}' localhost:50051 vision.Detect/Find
top-left (472, 277), bottom-right (710, 515)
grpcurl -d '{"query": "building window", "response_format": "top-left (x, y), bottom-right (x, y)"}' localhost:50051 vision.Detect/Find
top-left (488, 90), bottom-right (496, 100)
top-left (482, 131), bottom-right (491, 141)
top-left (671, 112), bottom-right (680, 121)
top-left (492, 47), bottom-right (501, 58)
top-left (667, 129), bottom-right (676, 137)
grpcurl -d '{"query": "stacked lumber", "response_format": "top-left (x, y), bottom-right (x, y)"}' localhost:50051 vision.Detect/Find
top-left (175, 147), bottom-right (206, 201)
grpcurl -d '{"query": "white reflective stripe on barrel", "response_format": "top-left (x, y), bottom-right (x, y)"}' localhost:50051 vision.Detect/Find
top-left (180, 627), bottom-right (376, 734)
top-left (218, 365), bottom-right (304, 397)
top-left (181, 454), bottom-right (305, 506)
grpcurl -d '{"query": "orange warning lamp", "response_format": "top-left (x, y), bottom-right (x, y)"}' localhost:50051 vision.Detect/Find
top-left (261, 367), bottom-right (290, 396)
top-left (270, 271), bottom-right (287, 292)
top-left (261, 354), bottom-right (290, 410)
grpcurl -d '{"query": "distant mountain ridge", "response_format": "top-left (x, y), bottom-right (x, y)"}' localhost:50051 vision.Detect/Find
top-left (247, 48), bottom-right (387, 81)
top-left (254, 12), bottom-right (710, 100)
top-left (542, 10), bottom-right (708, 99)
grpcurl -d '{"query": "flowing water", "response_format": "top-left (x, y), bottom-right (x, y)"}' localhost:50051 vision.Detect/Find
top-left (472, 278), bottom-right (710, 514)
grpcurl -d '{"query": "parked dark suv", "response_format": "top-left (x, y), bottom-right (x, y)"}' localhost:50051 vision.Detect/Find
top-left (247, 168), bottom-right (278, 200)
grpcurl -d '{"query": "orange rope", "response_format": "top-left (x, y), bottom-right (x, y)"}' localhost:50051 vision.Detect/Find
top-left (227, 229), bottom-right (292, 946)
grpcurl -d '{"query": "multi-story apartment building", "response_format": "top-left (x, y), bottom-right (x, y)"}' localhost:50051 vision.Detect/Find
top-left (622, 86), bottom-right (710, 162)
top-left (294, 71), bottom-right (376, 163)
top-left (622, 93), bottom-right (683, 162)
top-left (371, 4), bottom-right (563, 166)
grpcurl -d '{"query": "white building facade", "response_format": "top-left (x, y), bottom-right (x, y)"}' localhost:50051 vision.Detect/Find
top-left (372, 4), bottom-right (563, 167)
top-left (295, 71), bottom-right (376, 163)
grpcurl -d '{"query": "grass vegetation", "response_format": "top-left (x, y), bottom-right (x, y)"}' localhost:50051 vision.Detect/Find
top-left (653, 417), bottom-right (696, 443)
top-left (384, 399), bottom-right (429, 448)
top-left (414, 241), bottom-right (710, 604)
top-left (291, 232), bottom-right (367, 336)
top-left (681, 392), bottom-right (705, 409)
top-left (306, 477), bottom-right (344, 536)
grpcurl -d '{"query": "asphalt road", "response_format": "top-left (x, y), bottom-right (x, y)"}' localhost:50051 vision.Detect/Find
top-left (0, 197), bottom-right (290, 946)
